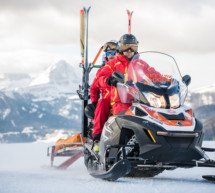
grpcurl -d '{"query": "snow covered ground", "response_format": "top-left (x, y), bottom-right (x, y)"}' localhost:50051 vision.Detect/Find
top-left (0, 141), bottom-right (215, 193)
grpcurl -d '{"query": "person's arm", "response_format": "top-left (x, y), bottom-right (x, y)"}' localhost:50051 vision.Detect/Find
top-left (90, 77), bottom-right (100, 103)
top-left (96, 62), bottom-right (114, 88)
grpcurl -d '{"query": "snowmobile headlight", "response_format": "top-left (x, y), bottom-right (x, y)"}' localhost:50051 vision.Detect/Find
top-left (144, 92), bottom-right (166, 108)
top-left (169, 94), bottom-right (180, 109)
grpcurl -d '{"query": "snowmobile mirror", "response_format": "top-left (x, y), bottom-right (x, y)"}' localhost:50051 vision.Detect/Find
top-left (112, 71), bottom-right (125, 83)
top-left (182, 75), bottom-right (191, 86)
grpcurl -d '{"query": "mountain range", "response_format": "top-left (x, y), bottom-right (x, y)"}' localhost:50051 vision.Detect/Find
top-left (0, 60), bottom-right (215, 142)
top-left (0, 60), bottom-right (82, 143)
top-left (185, 86), bottom-right (215, 140)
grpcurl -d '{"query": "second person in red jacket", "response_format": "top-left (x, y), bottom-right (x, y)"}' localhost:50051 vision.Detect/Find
top-left (96, 34), bottom-right (139, 116)
top-left (90, 40), bottom-right (118, 141)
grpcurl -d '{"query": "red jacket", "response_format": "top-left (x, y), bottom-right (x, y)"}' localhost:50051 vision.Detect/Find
top-left (96, 55), bottom-right (163, 104)
top-left (96, 55), bottom-right (130, 104)
top-left (90, 60), bottom-right (111, 103)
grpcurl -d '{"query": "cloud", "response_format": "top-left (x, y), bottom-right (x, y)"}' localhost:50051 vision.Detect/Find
top-left (1, 0), bottom-right (215, 52)
top-left (0, 0), bottom-right (215, 75)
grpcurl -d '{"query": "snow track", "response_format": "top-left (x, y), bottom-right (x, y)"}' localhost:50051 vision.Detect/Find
top-left (0, 142), bottom-right (215, 193)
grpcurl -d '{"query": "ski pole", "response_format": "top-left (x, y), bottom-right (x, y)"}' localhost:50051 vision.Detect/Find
top-left (92, 46), bottom-right (103, 65)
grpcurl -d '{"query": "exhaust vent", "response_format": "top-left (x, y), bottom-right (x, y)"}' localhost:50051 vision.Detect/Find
top-left (135, 107), bottom-right (147, 117)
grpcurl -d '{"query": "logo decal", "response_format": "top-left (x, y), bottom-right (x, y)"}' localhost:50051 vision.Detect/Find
top-left (176, 121), bottom-right (183, 126)
top-left (167, 110), bottom-right (177, 114)
top-left (146, 107), bottom-right (153, 111)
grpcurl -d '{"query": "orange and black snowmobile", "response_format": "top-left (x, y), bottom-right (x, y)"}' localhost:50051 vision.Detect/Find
top-left (83, 51), bottom-right (215, 181)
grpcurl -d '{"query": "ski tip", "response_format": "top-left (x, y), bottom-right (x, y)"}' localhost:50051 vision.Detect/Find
top-left (80, 9), bottom-right (84, 13)
top-left (202, 175), bottom-right (215, 182)
top-left (90, 159), bottom-right (131, 181)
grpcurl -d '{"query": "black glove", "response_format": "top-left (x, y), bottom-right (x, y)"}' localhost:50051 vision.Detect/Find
top-left (106, 76), bottom-right (118, 87)
top-left (93, 133), bottom-right (101, 142)
top-left (126, 80), bottom-right (134, 86)
top-left (92, 102), bottom-right (98, 108)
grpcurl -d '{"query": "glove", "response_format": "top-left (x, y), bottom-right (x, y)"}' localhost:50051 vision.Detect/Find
top-left (92, 102), bottom-right (98, 108)
top-left (126, 80), bottom-right (134, 86)
top-left (106, 76), bottom-right (118, 87)
top-left (93, 133), bottom-right (101, 142)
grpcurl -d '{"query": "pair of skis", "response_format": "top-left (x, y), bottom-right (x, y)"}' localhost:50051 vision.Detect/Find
top-left (79, 7), bottom-right (91, 137)
top-left (78, 8), bottom-right (134, 138)
top-left (78, 8), bottom-right (135, 181)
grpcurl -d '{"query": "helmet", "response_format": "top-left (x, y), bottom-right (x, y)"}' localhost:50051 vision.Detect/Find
top-left (119, 34), bottom-right (138, 44)
top-left (118, 34), bottom-right (139, 54)
top-left (103, 40), bottom-right (118, 52)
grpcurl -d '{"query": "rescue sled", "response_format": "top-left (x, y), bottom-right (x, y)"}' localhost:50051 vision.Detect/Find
top-left (47, 133), bottom-right (85, 169)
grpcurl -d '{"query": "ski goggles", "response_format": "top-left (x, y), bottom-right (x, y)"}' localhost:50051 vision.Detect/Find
top-left (103, 42), bottom-right (117, 52)
top-left (106, 51), bottom-right (116, 56)
top-left (120, 44), bottom-right (138, 52)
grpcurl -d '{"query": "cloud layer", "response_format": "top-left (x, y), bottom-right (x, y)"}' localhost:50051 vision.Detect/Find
top-left (0, 0), bottom-right (215, 76)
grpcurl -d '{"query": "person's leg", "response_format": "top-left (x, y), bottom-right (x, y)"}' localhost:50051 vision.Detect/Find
top-left (93, 98), bottom-right (111, 138)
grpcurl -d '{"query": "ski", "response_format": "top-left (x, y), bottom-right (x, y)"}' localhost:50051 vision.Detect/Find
top-left (127, 10), bottom-right (133, 34)
top-left (202, 175), bottom-right (215, 182)
top-left (90, 159), bottom-right (131, 181)
top-left (80, 9), bottom-right (85, 64)
top-left (78, 7), bottom-right (91, 138)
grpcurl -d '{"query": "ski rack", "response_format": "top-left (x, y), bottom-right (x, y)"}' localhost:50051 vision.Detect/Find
top-left (77, 62), bottom-right (92, 100)
top-left (47, 142), bottom-right (84, 169)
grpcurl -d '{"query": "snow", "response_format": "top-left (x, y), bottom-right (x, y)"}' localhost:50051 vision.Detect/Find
top-left (2, 108), bottom-right (11, 120)
top-left (29, 108), bottom-right (37, 113)
top-left (38, 114), bottom-right (44, 119)
top-left (37, 130), bottom-right (74, 143)
top-left (11, 120), bottom-right (16, 127)
top-left (0, 60), bottom-right (80, 102)
top-left (0, 141), bottom-right (215, 193)
top-left (22, 127), bottom-right (35, 134)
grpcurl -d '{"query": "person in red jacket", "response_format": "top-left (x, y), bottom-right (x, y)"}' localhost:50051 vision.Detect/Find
top-left (97, 34), bottom-right (164, 117)
top-left (93, 34), bottom-right (166, 145)
top-left (90, 40), bottom-right (118, 141)
top-left (96, 34), bottom-right (139, 116)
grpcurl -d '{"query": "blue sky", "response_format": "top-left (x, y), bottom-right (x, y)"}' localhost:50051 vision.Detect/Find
top-left (0, 0), bottom-right (215, 89)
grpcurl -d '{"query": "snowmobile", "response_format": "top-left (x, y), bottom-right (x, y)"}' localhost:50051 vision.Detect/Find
top-left (83, 51), bottom-right (215, 181)
top-left (47, 7), bottom-right (215, 181)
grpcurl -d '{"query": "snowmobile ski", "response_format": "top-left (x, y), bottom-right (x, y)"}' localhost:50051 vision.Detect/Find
top-left (202, 175), bottom-right (215, 182)
top-left (89, 159), bottom-right (131, 181)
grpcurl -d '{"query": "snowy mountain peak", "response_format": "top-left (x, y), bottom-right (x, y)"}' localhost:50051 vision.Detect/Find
top-left (49, 60), bottom-right (79, 84)
top-left (30, 60), bottom-right (79, 86)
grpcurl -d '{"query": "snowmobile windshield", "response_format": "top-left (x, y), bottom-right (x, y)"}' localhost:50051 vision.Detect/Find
top-left (117, 52), bottom-right (188, 109)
